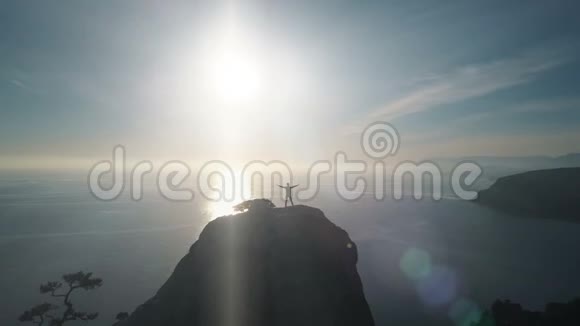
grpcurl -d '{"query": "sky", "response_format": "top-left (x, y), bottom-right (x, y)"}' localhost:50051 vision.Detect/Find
top-left (1, 0), bottom-right (580, 169)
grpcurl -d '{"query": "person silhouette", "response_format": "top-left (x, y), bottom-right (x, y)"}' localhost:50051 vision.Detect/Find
top-left (278, 182), bottom-right (298, 207)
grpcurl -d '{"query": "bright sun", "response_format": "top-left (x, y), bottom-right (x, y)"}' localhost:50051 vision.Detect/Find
top-left (207, 51), bottom-right (264, 103)
top-left (201, 24), bottom-right (265, 104)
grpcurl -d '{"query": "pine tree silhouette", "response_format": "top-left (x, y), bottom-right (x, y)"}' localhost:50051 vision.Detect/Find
top-left (18, 271), bottom-right (102, 326)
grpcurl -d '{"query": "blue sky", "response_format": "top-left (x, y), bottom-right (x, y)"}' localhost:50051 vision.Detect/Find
top-left (1, 0), bottom-right (579, 167)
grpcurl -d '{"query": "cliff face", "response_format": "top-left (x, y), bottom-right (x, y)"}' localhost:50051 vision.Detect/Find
top-left (120, 205), bottom-right (374, 326)
top-left (476, 168), bottom-right (580, 221)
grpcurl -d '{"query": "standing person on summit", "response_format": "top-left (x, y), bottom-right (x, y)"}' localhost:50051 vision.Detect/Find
top-left (278, 182), bottom-right (299, 207)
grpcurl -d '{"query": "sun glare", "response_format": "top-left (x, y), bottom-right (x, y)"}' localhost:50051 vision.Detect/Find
top-left (207, 200), bottom-right (237, 219)
top-left (203, 169), bottom-right (251, 220)
top-left (207, 51), bottom-right (264, 103)
top-left (200, 20), bottom-right (266, 104)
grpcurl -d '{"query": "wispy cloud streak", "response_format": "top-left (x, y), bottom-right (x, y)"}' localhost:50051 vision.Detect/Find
top-left (364, 47), bottom-right (571, 122)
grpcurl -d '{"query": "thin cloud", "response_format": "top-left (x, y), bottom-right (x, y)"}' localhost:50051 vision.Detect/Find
top-left (402, 96), bottom-right (580, 145)
top-left (506, 97), bottom-right (580, 114)
top-left (413, 130), bottom-right (580, 158)
top-left (10, 79), bottom-right (25, 88)
top-left (362, 47), bottom-right (571, 124)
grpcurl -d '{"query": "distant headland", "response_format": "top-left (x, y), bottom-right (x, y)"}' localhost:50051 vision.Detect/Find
top-left (475, 168), bottom-right (580, 222)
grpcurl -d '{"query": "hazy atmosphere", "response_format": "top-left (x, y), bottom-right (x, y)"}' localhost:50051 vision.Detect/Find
top-left (2, 1), bottom-right (580, 326)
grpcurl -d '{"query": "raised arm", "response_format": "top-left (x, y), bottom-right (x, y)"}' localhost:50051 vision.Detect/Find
top-left (291, 185), bottom-right (299, 189)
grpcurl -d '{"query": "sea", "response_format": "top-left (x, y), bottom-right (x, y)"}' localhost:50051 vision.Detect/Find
top-left (1, 170), bottom-right (580, 326)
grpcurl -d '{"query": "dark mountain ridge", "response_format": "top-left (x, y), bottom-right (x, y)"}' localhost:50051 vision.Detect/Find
top-left (433, 153), bottom-right (580, 168)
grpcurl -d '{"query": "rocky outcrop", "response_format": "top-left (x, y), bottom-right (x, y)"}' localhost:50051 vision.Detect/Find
top-left (119, 205), bottom-right (374, 326)
top-left (475, 168), bottom-right (580, 221)
top-left (472, 298), bottom-right (580, 326)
